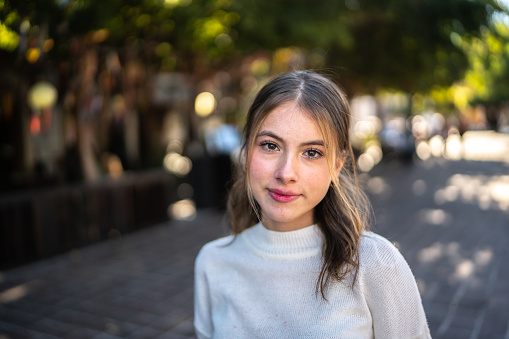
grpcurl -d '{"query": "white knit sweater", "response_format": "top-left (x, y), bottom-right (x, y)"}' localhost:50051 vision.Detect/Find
top-left (194, 223), bottom-right (431, 339)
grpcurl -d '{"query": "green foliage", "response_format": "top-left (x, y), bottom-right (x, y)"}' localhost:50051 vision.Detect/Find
top-left (232, 0), bottom-right (349, 51)
top-left (0, 0), bottom-right (504, 96)
top-left (0, 21), bottom-right (19, 51)
top-left (232, 0), bottom-right (499, 94)
top-left (463, 21), bottom-right (509, 105)
top-left (0, 1), bottom-right (20, 51)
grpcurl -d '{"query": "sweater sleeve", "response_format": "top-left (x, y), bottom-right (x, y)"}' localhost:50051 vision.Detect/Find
top-left (361, 234), bottom-right (431, 339)
top-left (194, 247), bottom-right (213, 339)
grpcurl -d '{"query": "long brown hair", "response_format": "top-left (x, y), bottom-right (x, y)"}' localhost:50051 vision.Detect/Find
top-left (227, 71), bottom-right (372, 299)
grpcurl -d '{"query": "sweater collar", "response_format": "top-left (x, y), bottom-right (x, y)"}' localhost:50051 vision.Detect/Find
top-left (240, 222), bottom-right (323, 260)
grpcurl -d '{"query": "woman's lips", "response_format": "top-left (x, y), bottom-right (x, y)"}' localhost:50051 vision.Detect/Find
top-left (267, 189), bottom-right (300, 203)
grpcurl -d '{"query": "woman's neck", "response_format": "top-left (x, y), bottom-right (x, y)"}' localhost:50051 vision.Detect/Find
top-left (261, 215), bottom-right (315, 232)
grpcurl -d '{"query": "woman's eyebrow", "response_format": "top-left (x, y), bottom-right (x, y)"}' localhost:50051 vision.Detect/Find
top-left (256, 130), bottom-right (324, 147)
top-left (301, 140), bottom-right (324, 147)
top-left (257, 130), bottom-right (283, 142)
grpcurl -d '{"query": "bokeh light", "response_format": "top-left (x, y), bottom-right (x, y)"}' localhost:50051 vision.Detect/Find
top-left (444, 134), bottom-right (463, 160)
top-left (358, 153), bottom-right (375, 172)
top-left (163, 152), bottom-right (192, 176)
top-left (365, 142), bottom-right (383, 165)
top-left (29, 115), bottom-right (41, 135)
top-left (429, 135), bottom-right (445, 157)
top-left (168, 199), bottom-right (197, 220)
top-left (28, 81), bottom-right (58, 110)
top-left (462, 131), bottom-right (509, 162)
top-left (195, 92), bottom-right (216, 117)
top-left (102, 153), bottom-right (124, 178)
top-left (416, 141), bottom-right (431, 160)
top-left (25, 48), bottom-right (41, 63)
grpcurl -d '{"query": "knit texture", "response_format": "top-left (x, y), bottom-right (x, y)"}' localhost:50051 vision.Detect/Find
top-left (194, 223), bottom-right (431, 339)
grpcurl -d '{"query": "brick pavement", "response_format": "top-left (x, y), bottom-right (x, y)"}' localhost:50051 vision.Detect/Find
top-left (0, 210), bottom-right (227, 338)
top-left (366, 158), bottom-right (509, 339)
top-left (0, 158), bottom-right (508, 338)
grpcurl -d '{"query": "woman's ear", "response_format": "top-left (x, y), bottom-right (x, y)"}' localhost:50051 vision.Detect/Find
top-left (239, 147), bottom-right (248, 167)
top-left (335, 152), bottom-right (346, 176)
top-left (336, 159), bottom-right (343, 177)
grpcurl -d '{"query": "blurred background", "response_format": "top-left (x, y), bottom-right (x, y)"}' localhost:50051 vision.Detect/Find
top-left (1, 0), bottom-right (509, 338)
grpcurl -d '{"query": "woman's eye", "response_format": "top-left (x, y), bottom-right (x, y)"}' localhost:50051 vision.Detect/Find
top-left (261, 142), bottom-right (279, 151)
top-left (305, 149), bottom-right (322, 158)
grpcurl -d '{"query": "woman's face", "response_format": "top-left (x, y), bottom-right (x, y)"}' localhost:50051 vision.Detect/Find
top-left (249, 101), bottom-right (336, 232)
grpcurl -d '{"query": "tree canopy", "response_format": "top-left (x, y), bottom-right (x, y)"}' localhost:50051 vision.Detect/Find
top-left (232, 0), bottom-right (502, 95)
top-left (0, 0), bottom-right (507, 97)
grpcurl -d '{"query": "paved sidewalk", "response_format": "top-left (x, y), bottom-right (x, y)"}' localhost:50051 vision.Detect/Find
top-left (0, 158), bottom-right (508, 338)
top-left (366, 158), bottom-right (509, 339)
top-left (0, 210), bottom-right (227, 339)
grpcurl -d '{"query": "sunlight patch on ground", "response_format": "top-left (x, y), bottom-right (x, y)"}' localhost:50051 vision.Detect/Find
top-left (0, 280), bottom-right (42, 304)
top-left (417, 242), bottom-right (494, 285)
top-left (474, 248), bottom-right (493, 267)
top-left (455, 260), bottom-right (475, 279)
top-left (412, 179), bottom-right (427, 196)
top-left (418, 208), bottom-right (453, 226)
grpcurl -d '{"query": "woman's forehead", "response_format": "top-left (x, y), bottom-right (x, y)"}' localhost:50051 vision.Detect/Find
top-left (258, 103), bottom-right (321, 135)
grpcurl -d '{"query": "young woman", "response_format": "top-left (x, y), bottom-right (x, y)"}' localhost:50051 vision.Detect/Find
top-left (194, 71), bottom-right (431, 338)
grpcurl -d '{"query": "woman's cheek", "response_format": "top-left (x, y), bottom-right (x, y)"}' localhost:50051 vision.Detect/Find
top-left (307, 167), bottom-right (332, 193)
top-left (249, 155), bottom-right (267, 181)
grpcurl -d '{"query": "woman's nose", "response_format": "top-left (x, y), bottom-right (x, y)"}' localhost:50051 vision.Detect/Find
top-left (275, 153), bottom-right (298, 183)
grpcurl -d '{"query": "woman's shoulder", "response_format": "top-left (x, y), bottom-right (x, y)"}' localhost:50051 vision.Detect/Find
top-left (358, 231), bottom-right (407, 269)
top-left (197, 235), bottom-right (235, 256)
top-left (195, 235), bottom-right (238, 268)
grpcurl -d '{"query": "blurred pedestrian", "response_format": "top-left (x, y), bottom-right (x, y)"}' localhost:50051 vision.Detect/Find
top-left (194, 71), bottom-right (431, 338)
